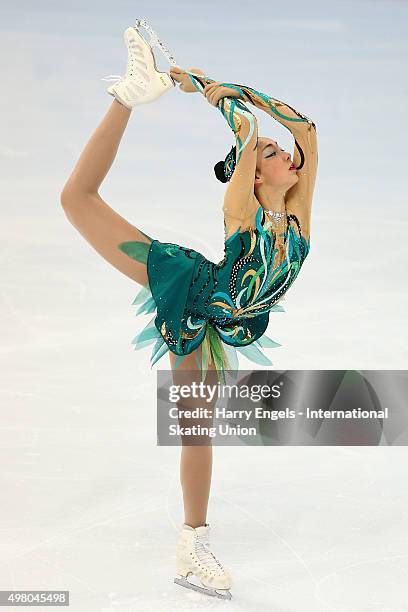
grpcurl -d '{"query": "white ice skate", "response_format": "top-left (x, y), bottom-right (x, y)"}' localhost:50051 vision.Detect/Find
top-left (101, 18), bottom-right (177, 109)
top-left (174, 523), bottom-right (233, 600)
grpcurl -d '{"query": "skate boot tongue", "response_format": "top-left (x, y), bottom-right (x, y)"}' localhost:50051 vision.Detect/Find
top-left (194, 525), bottom-right (209, 537)
top-left (182, 523), bottom-right (209, 533)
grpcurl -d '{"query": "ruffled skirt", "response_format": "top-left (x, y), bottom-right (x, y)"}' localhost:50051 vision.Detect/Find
top-left (118, 236), bottom-right (284, 384)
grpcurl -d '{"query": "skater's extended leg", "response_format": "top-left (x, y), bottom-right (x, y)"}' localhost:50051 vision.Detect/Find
top-left (60, 100), bottom-right (151, 285)
top-left (169, 347), bottom-right (217, 529)
top-left (63, 99), bottom-right (131, 194)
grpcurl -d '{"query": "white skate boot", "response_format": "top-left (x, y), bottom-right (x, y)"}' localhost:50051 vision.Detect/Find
top-left (101, 18), bottom-right (177, 109)
top-left (174, 523), bottom-right (233, 600)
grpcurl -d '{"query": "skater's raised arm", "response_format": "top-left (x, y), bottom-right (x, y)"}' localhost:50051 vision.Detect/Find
top-left (170, 67), bottom-right (260, 226)
top-left (171, 67), bottom-right (318, 238)
top-left (210, 80), bottom-right (318, 238)
top-left (233, 81), bottom-right (318, 235)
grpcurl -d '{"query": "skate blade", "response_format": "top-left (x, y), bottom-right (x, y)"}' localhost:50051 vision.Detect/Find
top-left (134, 18), bottom-right (178, 67)
top-left (174, 575), bottom-right (232, 600)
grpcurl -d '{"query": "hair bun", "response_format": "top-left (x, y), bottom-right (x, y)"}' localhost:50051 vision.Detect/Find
top-left (214, 160), bottom-right (228, 183)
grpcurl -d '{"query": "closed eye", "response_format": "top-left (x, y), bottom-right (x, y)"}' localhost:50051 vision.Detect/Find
top-left (266, 146), bottom-right (285, 158)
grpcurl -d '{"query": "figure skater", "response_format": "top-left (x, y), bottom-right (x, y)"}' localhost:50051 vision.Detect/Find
top-left (60, 20), bottom-right (318, 601)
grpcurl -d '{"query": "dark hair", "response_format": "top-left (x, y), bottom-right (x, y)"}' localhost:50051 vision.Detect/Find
top-left (213, 145), bottom-right (236, 183)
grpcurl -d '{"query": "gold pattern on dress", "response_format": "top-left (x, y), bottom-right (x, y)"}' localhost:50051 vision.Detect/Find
top-left (180, 328), bottom-right (203, 340)
top-left (241, 269), bottom-right (260, 304)
top-left (160, 321), bottom-right (167, 338)
top-left (208, 300), bottom-right (233, 311)
top-left (233, 113), bottom-right (242, 133)
top-left (224, 98), bottom-right (242, 133)
top-left (251, 277), bottom-right (261, 303)
top-left (238, 301), bottom-right (271, 315)
top-left (241, 269), bottom-right (256, 284)
top-left (231, 325), bottom-right (252, 340)
top-left (242, 228), bottom-right (257, 258)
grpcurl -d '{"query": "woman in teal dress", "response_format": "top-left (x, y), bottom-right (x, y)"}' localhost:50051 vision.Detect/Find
top-left (117, 67), bottom-right (317, 384)
top-left (60, 23), bottom-right (318, 596)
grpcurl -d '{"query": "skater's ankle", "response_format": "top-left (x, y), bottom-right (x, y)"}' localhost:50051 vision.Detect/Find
top-left (112, 98), bottom-right (132, 114)
top-left (184, 521), bottom-right (207, 529)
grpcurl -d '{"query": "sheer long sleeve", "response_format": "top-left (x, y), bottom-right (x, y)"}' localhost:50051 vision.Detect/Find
top-left (232, 82), bottom-right (316, 137)
top-left (184, 71), bottom-right (257, 166)
top-left (184, 71), bottom-right (316, 160)
top-left (184, 71), bottom-right (260, 224)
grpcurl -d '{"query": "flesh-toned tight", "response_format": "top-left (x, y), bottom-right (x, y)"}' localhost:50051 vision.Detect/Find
top-left (169, 344), bottom-right (218, 528)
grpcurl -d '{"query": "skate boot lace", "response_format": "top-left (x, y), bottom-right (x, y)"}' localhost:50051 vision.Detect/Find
top-left (101, 39), bottom-right (151, 88)
top-left (195, 532), bottom-right (225, 574)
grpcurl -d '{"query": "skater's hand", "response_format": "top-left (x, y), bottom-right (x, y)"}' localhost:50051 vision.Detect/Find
top-left (170, 66), bottom-right (205, 93)
top-left (203, 82), bottom-right (242, 107)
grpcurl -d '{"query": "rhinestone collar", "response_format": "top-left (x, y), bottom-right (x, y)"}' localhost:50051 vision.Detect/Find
top-left (265, 210), bottom-right (285, 222)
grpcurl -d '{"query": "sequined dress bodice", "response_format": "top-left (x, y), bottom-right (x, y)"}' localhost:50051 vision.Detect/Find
top-left (181, 204), bottom-right (310, 344)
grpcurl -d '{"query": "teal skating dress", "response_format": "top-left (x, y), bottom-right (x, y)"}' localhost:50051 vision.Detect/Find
top-left (118, 74), bottom-right (316, 383)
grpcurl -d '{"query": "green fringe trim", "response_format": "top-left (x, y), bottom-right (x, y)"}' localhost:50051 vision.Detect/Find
top-left (200, 324), bottom-right (231, 385)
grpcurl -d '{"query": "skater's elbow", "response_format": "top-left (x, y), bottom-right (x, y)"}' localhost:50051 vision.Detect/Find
top-left (60, 189), bottom-right (74, 225)
top-left (60, 183), bottom-right (85, 225)
top-left (60, 182), bottom-right (87, 214)
top-left (60, 187), bottom-right (70, 210)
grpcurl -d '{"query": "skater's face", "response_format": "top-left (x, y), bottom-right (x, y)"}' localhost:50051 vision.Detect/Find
top-left (254, 137), bottom-right (298, 193)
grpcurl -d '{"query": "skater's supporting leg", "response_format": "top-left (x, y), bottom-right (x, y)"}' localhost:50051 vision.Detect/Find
top-left (60, 100), bottom-right (152, 285)
top-left (169, 346), bottom-right (217, 528)
top-left (181, 446), bottom-right (213, 528)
